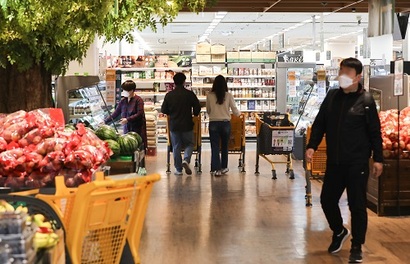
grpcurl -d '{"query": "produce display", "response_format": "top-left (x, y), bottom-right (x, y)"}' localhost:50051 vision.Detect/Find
top-left (0, 200), bottom-right (60, 263)
top-left (380, 107), bottom-right (410, 159)
top-left (94, 125), bottom-right (143, 156)
top-left (0, 109), bottom-right (113, 188)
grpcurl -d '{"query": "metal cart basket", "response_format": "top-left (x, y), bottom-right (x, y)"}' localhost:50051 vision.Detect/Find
top-left (166, 115), bottom-right (202, 174)
top-left (254, 112), bottom-right (295, 180)
top-left (227, 114), bottom-right (246, 173)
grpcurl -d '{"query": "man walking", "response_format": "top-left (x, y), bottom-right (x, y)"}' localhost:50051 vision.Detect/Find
top-left (161, 73), bottom-right (201, 175)
top-left (306, 58), bottom-right (383, 263)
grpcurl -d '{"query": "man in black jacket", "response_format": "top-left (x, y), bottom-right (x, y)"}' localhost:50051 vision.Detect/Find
top-left (161, 73), bottom-right (201, 176)
top-left (306, 58), bottom-right (383, 263)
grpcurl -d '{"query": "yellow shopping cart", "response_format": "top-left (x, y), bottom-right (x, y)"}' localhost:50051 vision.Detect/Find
top-left (228, 114), bottom-right (246, 173)
top-left (34, 173), bottom-right (160, 264)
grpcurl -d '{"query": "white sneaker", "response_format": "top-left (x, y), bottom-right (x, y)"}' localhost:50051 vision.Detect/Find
top-left (182, 160), bottom-right (192, 175)
top-left (174, 170), bottom-right (183, 176)
top-left (214, 170), bottom-right (222, 177)
top-left (221, 168), bottom-right (229, 175)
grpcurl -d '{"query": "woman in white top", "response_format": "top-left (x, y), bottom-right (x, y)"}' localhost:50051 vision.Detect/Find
top-left (206, 75), bottom-right (241, 176)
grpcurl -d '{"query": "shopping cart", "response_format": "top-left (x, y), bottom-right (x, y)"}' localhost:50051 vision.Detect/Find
top-left (28, 173), bottom-right (160, 264)
top-left (304, 126), bottom-right (327, 207)
top-left (254, 112), bottom-right (295, 180)
top-left (166, 115), bottom-right (202, 174)
top-left (228, 114), bottom-right (246, 173)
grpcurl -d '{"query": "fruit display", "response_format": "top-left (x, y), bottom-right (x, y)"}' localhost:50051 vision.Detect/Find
top-left (380, 107), bottom-right (410, 159)
top-left (0, 200), bottom-right (61, 262)
top-left (94, 125), bottom-right (143, 156)
top-left (0, 109), bottom-right (113, 189)
top-left (118, 134), bottom-right (139, 156)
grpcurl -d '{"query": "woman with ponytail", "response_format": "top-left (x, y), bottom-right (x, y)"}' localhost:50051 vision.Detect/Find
top-left (206, 75), bottom-right (241, 176)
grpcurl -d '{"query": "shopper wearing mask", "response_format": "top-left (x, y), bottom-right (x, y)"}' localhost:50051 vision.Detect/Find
top-left (105, 80), bottom-right (147, 149)
top-left (306, 58), bottom-right (383, 263)
top-left (206, 75), bottom-right (241, 177)
top-left (161, 73), bottom-right (201, 176)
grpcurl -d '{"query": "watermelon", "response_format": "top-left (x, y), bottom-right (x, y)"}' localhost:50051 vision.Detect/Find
top-left (95, 125), bottom-right (118, 141)
top-left (126, 132), bottom-right (143, 148)
top-left (118, 134), bottom-right (139, 155)
top-left (105, 139), bottom-right (121, 157)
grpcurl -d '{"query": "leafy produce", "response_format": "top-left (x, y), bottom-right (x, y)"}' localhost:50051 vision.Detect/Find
top-left (0, 109), bottom-right (113, 189)
top-left (380, 107), bottom-right (410, 159)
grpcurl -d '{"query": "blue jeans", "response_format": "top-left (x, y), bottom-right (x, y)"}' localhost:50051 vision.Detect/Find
top-left (170, 130), bottom-right (194, 172)
top-left (209, 121), bottom-right (231, 172)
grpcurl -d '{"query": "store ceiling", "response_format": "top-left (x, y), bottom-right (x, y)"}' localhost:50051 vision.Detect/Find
top-left (198, 0), bottom-right (410, 13)
top-left (138, 12), bottom-right (370, 53)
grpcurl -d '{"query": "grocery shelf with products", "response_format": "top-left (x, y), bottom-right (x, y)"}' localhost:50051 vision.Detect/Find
top-left (192, 54), bottom-right (276, 138)
top-left (67, 83), bottom-right (108, 129)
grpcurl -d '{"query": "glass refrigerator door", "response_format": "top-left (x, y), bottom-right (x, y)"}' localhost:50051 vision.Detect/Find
top-left (286, 67), bottom-right (314, 126)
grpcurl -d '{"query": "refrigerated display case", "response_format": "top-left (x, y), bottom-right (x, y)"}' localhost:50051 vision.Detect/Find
top-left (66, 83), bottom-right (109, 129)
top-left (276, 62), bottom-right (316, 129)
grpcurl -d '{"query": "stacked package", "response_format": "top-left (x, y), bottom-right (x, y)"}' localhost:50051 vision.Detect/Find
top-left (145, 106), bottom-right (158, 156)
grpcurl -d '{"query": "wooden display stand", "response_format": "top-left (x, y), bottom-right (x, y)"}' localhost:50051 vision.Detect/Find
top-left (367, 159), bottom-right (410, 216)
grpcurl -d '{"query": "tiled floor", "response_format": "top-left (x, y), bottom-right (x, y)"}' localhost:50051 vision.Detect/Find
top-left (137, 143), bottom-right (410, 264)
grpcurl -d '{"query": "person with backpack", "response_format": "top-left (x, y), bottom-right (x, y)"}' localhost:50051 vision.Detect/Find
top-left (161, 73), bottom-right (201, 176)
top-left (305, 58), bottom-right (383, 263)
top-left (206, 75), bottom-right (241, 176)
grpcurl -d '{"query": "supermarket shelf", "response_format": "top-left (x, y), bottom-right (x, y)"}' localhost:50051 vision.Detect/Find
top-left (192, 75), bottom-right (274, 78)
top-left (201, 120), bottom-right (256, 124)
top-left (113, 67), bottom-right (191, 72)
top-left (233, 98), bottom-right (276, 100)
top-left (200, 109), bottom-right (271, 113)
top-left (192, 85), bottom-right (275, 89)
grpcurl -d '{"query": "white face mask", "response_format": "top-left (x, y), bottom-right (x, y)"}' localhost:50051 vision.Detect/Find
top-left (122, 91), bottom-right (130, 98)
top-left (338, 74), bottom-right (354, 89)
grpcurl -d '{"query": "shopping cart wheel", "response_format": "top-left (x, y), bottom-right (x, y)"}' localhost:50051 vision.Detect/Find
top-left (272, 170), bottom-right (277, 180)
top-left (289, 170), bottom-right (295, 180)
top-left (285, 167), bottom-right (290, 174)
top-left (254, 171), bottom-right (260, 176)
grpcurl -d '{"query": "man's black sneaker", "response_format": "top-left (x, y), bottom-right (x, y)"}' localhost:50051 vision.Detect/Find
top-left (349, 245), bottom-right (363, 263)
top-left (328, 228), bottom-right (350, 254)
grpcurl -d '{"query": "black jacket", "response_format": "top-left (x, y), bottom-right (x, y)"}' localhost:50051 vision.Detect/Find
top-left (161, 86), bottom-right (201, 132)
top-left (307, 84), bottom-right (383, 165)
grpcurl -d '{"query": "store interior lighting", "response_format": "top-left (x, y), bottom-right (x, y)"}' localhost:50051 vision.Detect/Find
top-left (133, 32), bottom-right (154, 55)
top-left (198, 11), bottom-right (228, 43)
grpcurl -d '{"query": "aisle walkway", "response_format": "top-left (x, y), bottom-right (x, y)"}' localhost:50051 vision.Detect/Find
top-left (139, 143), bottom-right (410, 264)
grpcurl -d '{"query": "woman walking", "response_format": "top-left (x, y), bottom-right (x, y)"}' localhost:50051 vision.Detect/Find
top-left (206, 75), bottom-right (241, 176)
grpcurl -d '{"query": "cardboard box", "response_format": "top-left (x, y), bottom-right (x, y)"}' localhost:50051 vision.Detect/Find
top-left (147, 147), bottom-right (157, 156)
top-left (211, 44), bottom-right (226, 54)
top-left (239, 52), bottom-right (252, 62)
top-left (227, 52), bottom-right (240, 62)
top-left (263, 52), bottom-right (276, 63)
top-left (196, 42), bottom-right (211, 54)
top-left (251, 52), bottom-right (265, 62)
top-left (211, 54), bottom-right (226, 63)
top-left (196, 54), bottom-right (212, 63)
